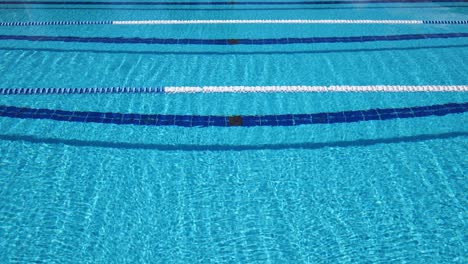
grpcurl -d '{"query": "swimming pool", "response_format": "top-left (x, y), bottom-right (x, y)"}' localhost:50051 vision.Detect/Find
top-left (0, 0), bottom-right (467, 263)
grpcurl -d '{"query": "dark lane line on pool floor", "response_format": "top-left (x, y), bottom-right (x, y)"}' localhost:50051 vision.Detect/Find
top-left (1, 33), bottom-right (468, 45)
top-left (0, 102), bottom-right (466, 128)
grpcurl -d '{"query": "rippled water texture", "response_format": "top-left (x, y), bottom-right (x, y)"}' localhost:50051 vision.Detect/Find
top-left (0, 0), bottom-right (467, 263)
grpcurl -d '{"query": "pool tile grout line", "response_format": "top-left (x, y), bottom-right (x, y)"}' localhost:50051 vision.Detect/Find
top-left (0, 102), bottom-right (466, 127)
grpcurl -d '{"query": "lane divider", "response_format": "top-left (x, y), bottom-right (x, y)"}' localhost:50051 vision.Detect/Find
top-left (0, 21), bottom-right (112, 26)
top-left (113, 19), bottom-right (426, 25)
top-left (1, 33), bottom-right (467, 45)
top-left (164, 85), bottom-right (468, 93)
top-left (0, 0), bottom-right (467, 6)
top-left (1, 86), bottom-right (467, 95)
top-left (1, 20), bottom-right (468, 26)
top-left (0, 102), bottom-right (466, 127)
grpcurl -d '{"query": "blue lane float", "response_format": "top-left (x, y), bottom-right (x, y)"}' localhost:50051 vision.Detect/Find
top-left (0, 102), bottom-right (466, 127)
top-left (423, 20), bottom-right (468, 24)
top-left (0, 33), bottom-right (467, 45)
top-left (0, 21), bottom-right (113, 26)
top-left (0, 0), bottom-right (467, 5)
top-left (0, 87), bottom-right (166, 95)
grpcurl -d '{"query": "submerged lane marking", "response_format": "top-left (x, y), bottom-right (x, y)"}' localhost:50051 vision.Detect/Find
top-left (0, 102), bottom-right (466, 127)
top-left (1, 86), bottom-right (467, 95)
top-left (0, 33), bottom-right (467, 45)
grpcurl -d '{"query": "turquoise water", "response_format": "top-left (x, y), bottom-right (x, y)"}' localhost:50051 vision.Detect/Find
top-left (0, 1), bottom-right (467, 263)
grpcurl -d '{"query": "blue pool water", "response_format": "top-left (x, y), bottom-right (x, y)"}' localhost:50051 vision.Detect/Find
top-left (0, 1), bottom-right (467, 263)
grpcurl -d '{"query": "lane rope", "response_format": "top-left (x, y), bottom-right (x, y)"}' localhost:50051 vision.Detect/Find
top-left (1, 85), bottom-right (467, 95)
top-left (1, 20), bottom-right (468, 26)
